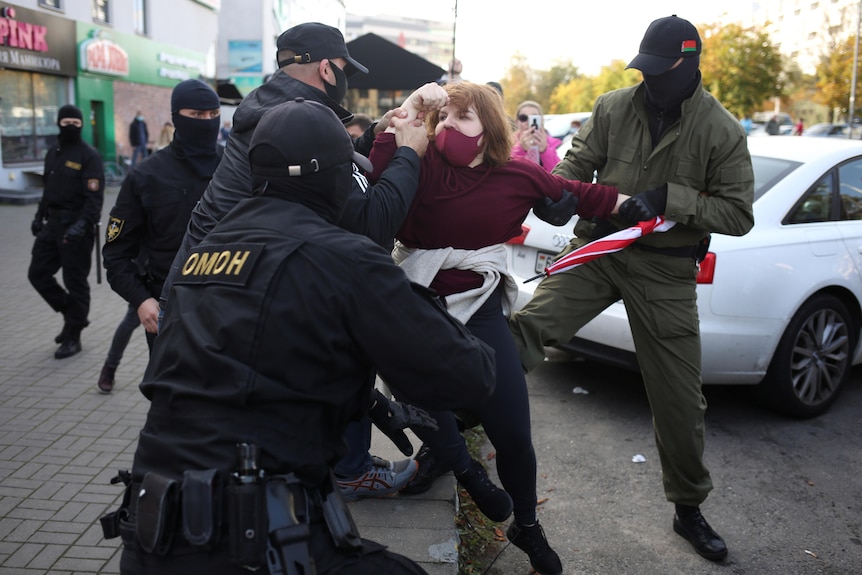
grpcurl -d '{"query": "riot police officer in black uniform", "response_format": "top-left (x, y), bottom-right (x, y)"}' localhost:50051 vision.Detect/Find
top-left (104, 98), bottom-right (496, 575)
top-left (103, 79), bottom-right (221, 363)
top-left (29, 104), bottom-right (104, 359)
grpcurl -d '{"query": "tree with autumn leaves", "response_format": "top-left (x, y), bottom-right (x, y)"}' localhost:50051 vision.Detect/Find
top-left (495, 20), bottom-right (862, 121)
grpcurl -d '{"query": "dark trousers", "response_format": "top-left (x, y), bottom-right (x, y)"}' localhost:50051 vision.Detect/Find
top-left (105, 304), bottom-right (142, 368)
top-left (28, 222), bottom-right (94, 334)
top-left (413, 286), bottom-right (539, 525)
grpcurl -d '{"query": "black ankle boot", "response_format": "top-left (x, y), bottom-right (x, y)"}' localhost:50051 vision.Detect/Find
top-left (454, 459), bottom-right (513, 522)
top-left (401, 444), bottom-right (449, 495)
top-left (673, 504), bottom-right (728, 561)
top-left (506, 520), bottom-right (562, 575)
top-left (54, 339), bottom-right (81, 359)
top-left (98, 364), bottom-right (116, 393)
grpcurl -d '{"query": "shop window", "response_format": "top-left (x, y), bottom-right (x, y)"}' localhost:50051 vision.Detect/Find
top-left (93, 0), bottom-right (110, 24)
top-left (39, 0), bottom-right (62, 9)
top-left (0, 70), bottom-right (68, 164)
top-left (133, 0), bottom-right (148, 35)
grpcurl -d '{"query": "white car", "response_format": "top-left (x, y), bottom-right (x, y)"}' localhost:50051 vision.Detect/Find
top-left (506, 137), bottom-right (862, 417)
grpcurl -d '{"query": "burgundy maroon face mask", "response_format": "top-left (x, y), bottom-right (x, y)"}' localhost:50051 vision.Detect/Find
top-left (435, 128), bottom-right (483, 167)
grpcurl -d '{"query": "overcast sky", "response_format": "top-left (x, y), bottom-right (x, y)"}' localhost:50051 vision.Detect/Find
top-left (347, 0), bottom-right (758, 82)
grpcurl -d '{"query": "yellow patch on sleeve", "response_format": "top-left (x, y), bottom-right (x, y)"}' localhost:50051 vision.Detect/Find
top-left (106, 217), bottom-right (124, 243)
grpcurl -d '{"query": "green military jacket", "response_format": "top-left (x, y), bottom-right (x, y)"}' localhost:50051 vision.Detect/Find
top-left (554, 80), bottom-right (755, 249)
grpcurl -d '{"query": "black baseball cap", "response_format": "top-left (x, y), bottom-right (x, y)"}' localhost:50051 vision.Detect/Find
top-left (249, 97), bottom-right (373, 177)
top-left (276, 22), bottom-right (368, 77)
top-left (627, 15), bottom-right (701, 76)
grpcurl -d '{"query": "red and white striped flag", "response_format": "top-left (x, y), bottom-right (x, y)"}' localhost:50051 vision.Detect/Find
top-left (524, 217), bottom-right (676, 283)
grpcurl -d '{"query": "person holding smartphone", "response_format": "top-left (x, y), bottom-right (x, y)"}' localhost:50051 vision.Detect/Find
top-left (511, 100), bottom-right (561, 172)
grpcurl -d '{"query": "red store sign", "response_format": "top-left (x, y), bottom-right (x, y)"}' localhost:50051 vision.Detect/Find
top-left (0, 3), bottom-right (76, 75)
top-left (79, 30), bottom-right (129, 76)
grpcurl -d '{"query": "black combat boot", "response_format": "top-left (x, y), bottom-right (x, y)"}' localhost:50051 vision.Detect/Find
top-left (454, 459), bottom-right (513, 522)
top-left (55, 327), bottom-right (82, 359)
top-left (673, 504), bottom-right (728, 561)
top-left (401, 444), bottom-right (449, 495)
top-left (506, 520), bottom-right (562, 575)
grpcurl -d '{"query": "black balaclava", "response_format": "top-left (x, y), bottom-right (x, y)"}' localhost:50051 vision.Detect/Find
top-left (170, 79), bottom-right (221, 177)
top-left (57, 104), bottom-right (83, 145)
top-left (643, 56), bottom-right (701, 112)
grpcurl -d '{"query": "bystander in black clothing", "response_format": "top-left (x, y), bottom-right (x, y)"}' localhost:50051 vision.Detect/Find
top-left (103, 80), bottom-right (221, 356)
top-left (29, 104), bottom-right (104, 359)
top-left (110, 98), bottom-right (496, 575)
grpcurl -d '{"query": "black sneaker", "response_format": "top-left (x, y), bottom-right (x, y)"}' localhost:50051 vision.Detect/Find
top-left (454, 459), bottom-right (513, 522)
top-left (401, 444), bottom-right (449, 495)
top-left (506, 521), bottom-right (563, 575)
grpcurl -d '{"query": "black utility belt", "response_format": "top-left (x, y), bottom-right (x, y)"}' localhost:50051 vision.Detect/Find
top-left (100, 465), bottom-right (361, 574)
top-left (633, 242), bottom-right (699, 259)
top-left (634, 235), bottom-right (711, 262)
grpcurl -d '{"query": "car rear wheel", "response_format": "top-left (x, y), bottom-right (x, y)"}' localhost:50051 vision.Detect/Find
top-left (757, 294), bottom-right (857, 418)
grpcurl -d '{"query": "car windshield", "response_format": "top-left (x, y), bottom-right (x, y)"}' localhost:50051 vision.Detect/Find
top-left (751, 155), bottom-right (801, 201)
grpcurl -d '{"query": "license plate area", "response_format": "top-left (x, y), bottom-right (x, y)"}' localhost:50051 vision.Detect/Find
top-left (535, 251), bottom-right (556, 273)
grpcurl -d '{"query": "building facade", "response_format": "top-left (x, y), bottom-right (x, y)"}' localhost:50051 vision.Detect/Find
top-left (0, 0), bottom-right (217, 201)
top-left (215, 0), bottom-right (346, 99)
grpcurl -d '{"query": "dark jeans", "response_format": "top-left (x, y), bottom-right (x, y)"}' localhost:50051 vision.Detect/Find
top-left (131, 144), bottom-right (148, 167)
top-left (28, 221), bottom-right (94, 333)
top-left (334, 417), bottom-right (373, 477)
top-left (105, 304), bottom-right (142, 368)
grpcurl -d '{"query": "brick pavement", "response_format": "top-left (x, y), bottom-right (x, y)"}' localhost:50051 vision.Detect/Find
top-left (0, 190), bottom-right (459, 574)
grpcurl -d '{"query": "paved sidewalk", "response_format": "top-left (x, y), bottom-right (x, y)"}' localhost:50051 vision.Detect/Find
top-left (0, 192), bottom-right (459, 574)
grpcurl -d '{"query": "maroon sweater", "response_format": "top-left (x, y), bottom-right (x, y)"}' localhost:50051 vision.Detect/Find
top-left (369, 132), bottom-right (618, 296)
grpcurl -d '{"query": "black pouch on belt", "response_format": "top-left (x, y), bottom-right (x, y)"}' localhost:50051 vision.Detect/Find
top-left (226, 476), bottom-right (267, 568)
top-left (136, 472), bottom-right (179, 556)
top-left (99, 469), bottom-right (132, 539)
top-left (181, 469), bottom-right (222, 548)
top-left (320, 471), bottom-right (362, 551)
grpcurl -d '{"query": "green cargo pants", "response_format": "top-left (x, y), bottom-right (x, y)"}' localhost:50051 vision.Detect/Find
top-left (509, 241), bottom-right (713, 506)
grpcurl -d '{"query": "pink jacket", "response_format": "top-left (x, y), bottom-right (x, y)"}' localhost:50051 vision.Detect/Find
top-left (511, 134), bottom-right (562, 172)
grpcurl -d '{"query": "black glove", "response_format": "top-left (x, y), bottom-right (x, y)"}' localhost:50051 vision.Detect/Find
top-left (618, 185), bottom-right (668, 224)
top-left (31, 218), bottom-right (44, 237)
top-left (369, 389), bottom-right (439, 456)
top-left (63, 219), bottom-right (88, 242)
top-left (533, 190), bottom-right (579, 226)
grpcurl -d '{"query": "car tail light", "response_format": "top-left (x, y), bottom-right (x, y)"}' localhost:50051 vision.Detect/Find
top-left (696, 252), bottom-right (715, 284)
top-left (507, 224), bottom-right (530, 245)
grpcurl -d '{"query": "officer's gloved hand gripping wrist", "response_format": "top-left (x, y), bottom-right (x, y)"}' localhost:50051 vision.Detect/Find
top-left (63, 218), bottom-right (88, 242)
top-left (368, 389), bottom-right (439, 456)
top-left (533, 189), bottom-right (579, 226)
top-left (618, 184), bottom-right (668, 224)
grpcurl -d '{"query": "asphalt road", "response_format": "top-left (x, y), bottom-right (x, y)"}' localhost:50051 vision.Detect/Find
top-left (485, 349), bottom-right (862, 575)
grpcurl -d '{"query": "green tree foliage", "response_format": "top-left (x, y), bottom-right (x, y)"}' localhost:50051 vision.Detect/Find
top-left (699, 22), bottom-right (783, 117)
top-left (546, 61), bottom-right (640, 113)
top-left (499, 53), bottom-right (536, 115)
top-left (815, 35), bottom-right (861, 117)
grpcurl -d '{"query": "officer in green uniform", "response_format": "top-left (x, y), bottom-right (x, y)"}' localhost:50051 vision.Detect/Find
top-left (509, 15), bottom-right (754, 562)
